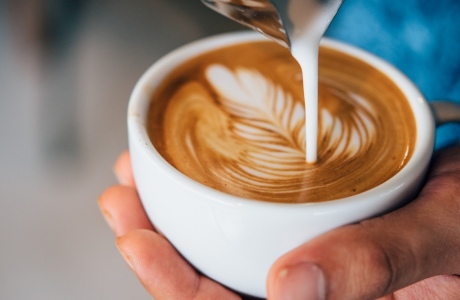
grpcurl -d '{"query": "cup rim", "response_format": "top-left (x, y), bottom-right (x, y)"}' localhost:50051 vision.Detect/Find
top-left (128, 31), bottom-right (435, 210)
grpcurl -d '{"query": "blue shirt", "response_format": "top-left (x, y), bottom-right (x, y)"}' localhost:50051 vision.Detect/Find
top-left (325, 0), bottom-right (460, 149)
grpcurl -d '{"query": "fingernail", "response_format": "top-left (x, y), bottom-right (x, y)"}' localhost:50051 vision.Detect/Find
top-left (274, 262), bottom-right (326, 300)
top-left (116, 237), bottom-right (135, 271)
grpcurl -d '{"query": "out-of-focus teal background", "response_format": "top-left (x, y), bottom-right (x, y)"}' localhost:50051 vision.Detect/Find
top-left (0, 1), bottom-right (458, 299)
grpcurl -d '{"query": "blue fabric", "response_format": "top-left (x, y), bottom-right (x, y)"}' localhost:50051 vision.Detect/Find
top-left (325, 0), bottom-right (460, 149)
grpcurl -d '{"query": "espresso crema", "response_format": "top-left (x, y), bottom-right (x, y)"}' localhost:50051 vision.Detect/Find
top-left (147, 41), bottom-right (416, 203)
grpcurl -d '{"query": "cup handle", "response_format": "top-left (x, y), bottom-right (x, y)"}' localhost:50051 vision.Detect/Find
top-left (431, 100), bottom-right (460, 125)
top-left (430, 100), bottom-right (460, 149)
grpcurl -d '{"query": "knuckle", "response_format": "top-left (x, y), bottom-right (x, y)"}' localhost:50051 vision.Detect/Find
top-left (356, 221), bottom-right (418, 296)
top-left (366, 236), bottom-right (399, 296)
top-left (326, 225), bottom-right (397, 298)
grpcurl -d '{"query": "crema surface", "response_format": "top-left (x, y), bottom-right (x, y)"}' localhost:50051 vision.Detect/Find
top-left (147, 41), bottom-right (416, 203)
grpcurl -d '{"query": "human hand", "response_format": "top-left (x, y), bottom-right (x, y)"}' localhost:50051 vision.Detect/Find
top-left (98, 151), bottom-right (241, 300)
top-left (267, 145), bottom-right (460, 299)
top-left (99, 146), bottom-right (460, 300)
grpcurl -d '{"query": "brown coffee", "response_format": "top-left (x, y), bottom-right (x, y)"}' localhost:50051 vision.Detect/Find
top-left (147, 41), bottom-right (416, 203)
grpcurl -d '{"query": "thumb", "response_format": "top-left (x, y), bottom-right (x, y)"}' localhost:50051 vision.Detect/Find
top-left (267, 146), bottom-right (460, 300)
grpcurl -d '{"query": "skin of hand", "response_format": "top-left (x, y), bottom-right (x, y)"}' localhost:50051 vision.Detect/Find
top-left (98, 146), bottom-right (460, 300)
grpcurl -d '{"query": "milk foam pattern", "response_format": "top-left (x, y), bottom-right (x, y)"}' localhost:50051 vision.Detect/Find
top-left (163, 64), bottom-right (388, 202)
top-left (150, 42), bottom-right (415, 203)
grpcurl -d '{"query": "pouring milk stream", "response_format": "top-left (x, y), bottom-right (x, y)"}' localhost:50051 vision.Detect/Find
top-left (202, 0), bottom-right (344, 163)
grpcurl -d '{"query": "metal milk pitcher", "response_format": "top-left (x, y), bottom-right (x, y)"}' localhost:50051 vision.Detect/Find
top-left (201, 0), bottom-right (344, 48)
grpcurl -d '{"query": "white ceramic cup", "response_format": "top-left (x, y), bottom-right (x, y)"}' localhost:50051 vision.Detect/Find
top-left (127, 31), bottom-right (435, 298)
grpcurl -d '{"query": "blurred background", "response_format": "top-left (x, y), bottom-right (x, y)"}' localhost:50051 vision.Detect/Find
top-left (0, 1), bottom-right (242, 299)
top-left (1, 0), bottom-right (459, 299)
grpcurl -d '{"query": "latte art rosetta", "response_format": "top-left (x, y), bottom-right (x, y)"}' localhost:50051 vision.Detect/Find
top-left (148, 42), bottom-right (416, 203)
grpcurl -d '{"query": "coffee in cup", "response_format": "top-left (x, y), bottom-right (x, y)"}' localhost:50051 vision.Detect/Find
top-left (147, 40), bottom-right (416, 203)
